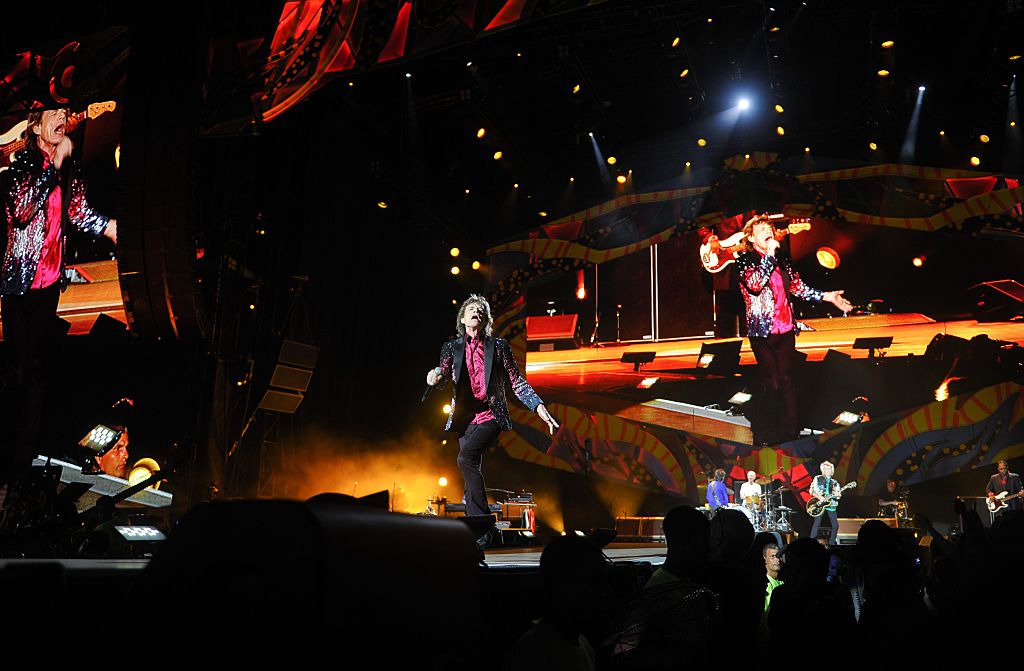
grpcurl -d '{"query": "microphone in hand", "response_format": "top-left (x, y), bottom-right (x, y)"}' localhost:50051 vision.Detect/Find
top-left (422, 367), bottom-right (443, 402)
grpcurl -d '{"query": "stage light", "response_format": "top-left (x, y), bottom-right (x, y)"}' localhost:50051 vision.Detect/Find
top-left (970, 156), bottom-right (981, 166)
top-left (572, 84), bottom-right (581, 94)
top-left (697, 138), bottom-right (707, 147)
top-left (377, 201), bottom-right (388, 209)
top-left (450, 247), bottom-right (460, 257)
top-left (877, 69), bottom-right (890, 77)
top-left (493, 151), bottom-right (503, 160)
top-left (348, 81), bottom-right (354, 87)
top-left (770, 26), bottom-right (780, 32)
top-left (114, 145), bottom-right (120, 169)
top-left (476, 127), bottom-right (486, 138)
top-left (249, 303), bottom-right (256, 310)
top-left (637, 377), bottom-right (659, 389)
top-left (576, 286), bottom-right (586, 300)
top-left (804, 146), bottom-right (810, 153)
top-left (438, 476), bottom-right (448, 487)
top-left (939, 130), bottom-right (945, 136)
top-left (451, 300), bottom-right (456, 306)
top-left (464, 188), bottom-right (470, 194)
top-left (881, 40), bottom-right (894, 48)
top-left (728, 389), bottom-right (752, 405)
top-left (128, 458), bottom-right (161, 490)
top-left (776, 126), bottom-right (785, 136)
top-left (671, 37), bottom-right (680, 47)
top-left (816, 247), bottom-right (840, 270)
top-left (707, 17), bottom-right (713, 23)
top-left (679, 69), bottom-right (690, 78)
top-left (607, 156), bottom-right (617, 165)
top-left (744, 153), bottom-right (750, 159)
top-left (918, 85), bottom-right (926, 92)
top-left (516, 52), bottom-right (522, 57)
top-left (442, 439), bottom-right (448, 444)
top-left (450, 266), bottom-right (460, 275)
top-left (1012, 121), bottom-right (1017, 128)
top-left (869, 142), bottom-right (878, 151)
top-left (833, 410), bottom-right (867, 426)
top-left (616, 175), bottom-right (627, 184)
top-left (472, 261), bottom-right (481, 270)
top-left (685, 161), bottom-right (691, 167)
top-left (980, 134), bottom-right (990, 143)
top-left (513, 182), bottom-right (519, 188)
top-left (775, 104), bottom-right (784, 113)
top-left (539, 211), bottom-right (548, 217)
top-left (1010, 54), bottom-right (1022, 61)
top-left (442, 404), bottom-right (452, 414)
top-left (912, 256), bottom-right (924, 267)
top-left (405, 73), bottom-right (412, 79)
top-left (738, 98), bottom-right (751, 110)
top-left (588, 131), bottom-right (594, 137)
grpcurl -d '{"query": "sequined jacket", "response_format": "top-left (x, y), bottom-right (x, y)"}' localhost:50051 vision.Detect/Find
top-left (437, 336), bottom-right (543, 433)
top-left (1, 151), bottom-right (109, 296)
top-left (736, 250), bottom-right (823, 338)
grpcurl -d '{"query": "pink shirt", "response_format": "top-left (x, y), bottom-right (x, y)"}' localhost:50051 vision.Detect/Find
top-left (31, 156), bottom-right (62, 290)
top-left (465, 336), bottom-right (496, 424)
top-left (768, 265), bottom-right (794, 334)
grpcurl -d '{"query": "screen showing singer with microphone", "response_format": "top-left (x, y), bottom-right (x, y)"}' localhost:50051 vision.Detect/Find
top-left (424, 294), bottom-right (558, 550)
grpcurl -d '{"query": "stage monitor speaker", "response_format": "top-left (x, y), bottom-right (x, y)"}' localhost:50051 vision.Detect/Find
top-left (88, 313), bottom-right (127, 340)
top-left (621, 351), bottom-right (656, 371)
top-left (968, 279), bottom-right (1024, 322)
top-left (526, 314), bottom-right (580, 350)
top-left (697, 339), bottom-right (742, 375)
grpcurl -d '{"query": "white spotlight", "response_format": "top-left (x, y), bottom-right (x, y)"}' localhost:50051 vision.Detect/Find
top-left (918, 85), bottom-right (926, 92)
top-left (588, 132), bottom-right (594, 137)
top-left (738, 98), bottom-right (751, 110)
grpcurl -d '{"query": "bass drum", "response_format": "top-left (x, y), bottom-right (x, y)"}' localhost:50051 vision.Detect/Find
top-left (725, 503), bottom-right (756, 528)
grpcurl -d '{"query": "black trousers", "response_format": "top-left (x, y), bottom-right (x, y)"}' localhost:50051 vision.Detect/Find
top-left (457, 420), bottom-right (501, 517)
top-left (0, 283), bottom-right (61, 482)
top-left (810, 509), bottom-right (839, 545)
top-left (749, 330), bottom-right (798, 444)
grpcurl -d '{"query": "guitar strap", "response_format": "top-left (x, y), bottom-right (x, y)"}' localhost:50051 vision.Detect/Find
top-left (58, 159), bottom-right (73, 293)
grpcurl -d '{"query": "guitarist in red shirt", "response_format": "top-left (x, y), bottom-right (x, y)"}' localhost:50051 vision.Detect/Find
top-left (986, 460), bottom-right (1023, 515)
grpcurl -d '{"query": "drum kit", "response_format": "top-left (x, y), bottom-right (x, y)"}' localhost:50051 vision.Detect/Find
top-left (741, 474), bottom-right (795, 533)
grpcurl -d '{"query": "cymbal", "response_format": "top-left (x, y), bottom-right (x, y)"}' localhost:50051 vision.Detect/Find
top-left (773, 487), bottom-right (790, 492)
top-left (697, 482), bottom-right (708, 488)
top-left (776, 506), bottom-right (793, 512)
top-left (754, 476), bottom-right (773, 485)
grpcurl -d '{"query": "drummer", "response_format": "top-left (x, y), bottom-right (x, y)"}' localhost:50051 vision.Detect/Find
top-left (739, 470), bottom-right (762, 509)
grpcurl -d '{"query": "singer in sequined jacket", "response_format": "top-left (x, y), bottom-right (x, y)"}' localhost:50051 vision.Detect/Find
top-left (734, 250), bottom-right (824, 338)
top-left (0, 149), bottom-right (110, 296)
top-left (436, 335), bottom-right (543, 433)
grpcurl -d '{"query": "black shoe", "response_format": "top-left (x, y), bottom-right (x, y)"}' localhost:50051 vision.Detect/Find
top-left (475, 528), bottom-right (497, 550)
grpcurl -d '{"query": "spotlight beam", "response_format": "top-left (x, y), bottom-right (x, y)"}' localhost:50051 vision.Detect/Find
top-left (899, 86), bottom-right (925, 163)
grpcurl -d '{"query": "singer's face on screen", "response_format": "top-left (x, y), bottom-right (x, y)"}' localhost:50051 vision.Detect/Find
top-left (33, 108), bottom-right (68, 148)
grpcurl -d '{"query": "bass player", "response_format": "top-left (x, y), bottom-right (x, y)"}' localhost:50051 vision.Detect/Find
top-left (985, 460), bottom-right (1023, 516)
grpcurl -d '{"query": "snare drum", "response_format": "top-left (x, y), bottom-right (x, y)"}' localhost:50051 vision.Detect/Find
top-left (744, 494), bottom-right (762, 510)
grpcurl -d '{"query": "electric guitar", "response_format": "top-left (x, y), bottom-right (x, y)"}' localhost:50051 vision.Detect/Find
top-left (699, 219), bottom-right (811, 273)
top-left (986, 490), bottom-right (1024, 513)
top-left (806, 481), bottom-right (857, 517)
top-left (0, 100), bottom-right (117, 171)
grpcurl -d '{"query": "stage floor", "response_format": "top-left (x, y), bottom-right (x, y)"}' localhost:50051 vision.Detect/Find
top-left (0, 260), bottom-right (126, 339)
top-left (526, 315), bottom-right (1024, 442)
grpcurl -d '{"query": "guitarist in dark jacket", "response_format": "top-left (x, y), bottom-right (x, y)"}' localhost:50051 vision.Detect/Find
top-left (426, 295), bottom-right (558, 544)
top-left (985, 460), bottom-right (1023, 515)
top-left (808, 461), bottom-right (842, 546)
